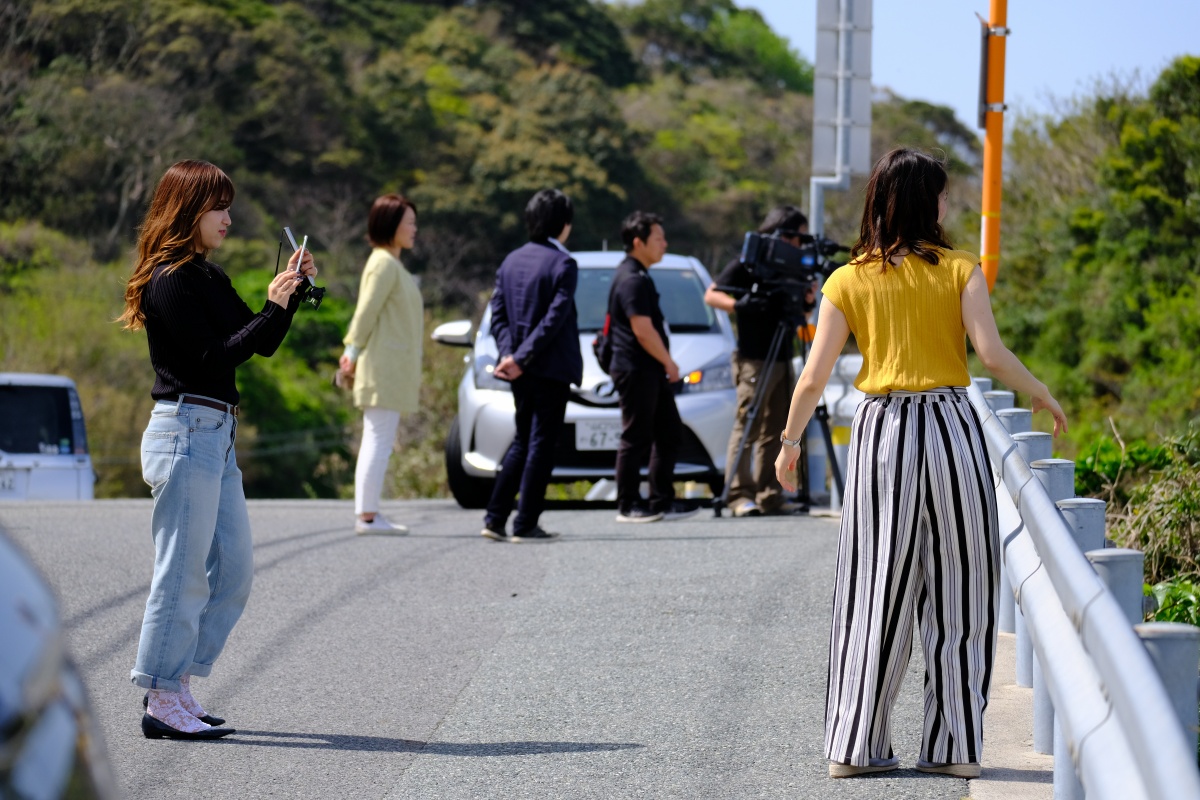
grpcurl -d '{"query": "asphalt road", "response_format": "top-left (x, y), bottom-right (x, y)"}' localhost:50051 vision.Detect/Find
top-left (1, 499), bottom-right (973, 800)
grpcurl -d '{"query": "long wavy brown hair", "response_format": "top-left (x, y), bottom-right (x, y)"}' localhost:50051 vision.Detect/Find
top-left (849, 148), bottom-right (953, 271)
top-left (119, 160), bottom-right (235, 330)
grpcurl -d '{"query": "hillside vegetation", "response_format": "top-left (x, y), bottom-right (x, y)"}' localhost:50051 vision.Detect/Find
top-left (5, 1), bottom-right (1197, 504)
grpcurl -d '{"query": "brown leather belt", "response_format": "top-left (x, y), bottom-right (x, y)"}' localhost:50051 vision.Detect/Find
top-left (171, 394), bottom-right (239, 417)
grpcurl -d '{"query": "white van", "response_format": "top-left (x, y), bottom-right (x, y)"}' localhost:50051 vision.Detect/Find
top-left (0, 373), bottom-right (95, 500)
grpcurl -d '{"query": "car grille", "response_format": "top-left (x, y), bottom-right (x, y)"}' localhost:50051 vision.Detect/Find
top-left (554, 424), bottom-right (716, 471)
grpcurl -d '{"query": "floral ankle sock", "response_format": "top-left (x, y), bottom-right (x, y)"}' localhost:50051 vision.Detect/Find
top-left (177, 674), bottom-right (211, 719)
top-left (145, 689), bottom-right (210, 733)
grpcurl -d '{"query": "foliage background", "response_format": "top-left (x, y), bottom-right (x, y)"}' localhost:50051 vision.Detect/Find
top-left (3, 0), bottom-right (1197, 510)
top-left (0, 0), bottom-right (982, 500)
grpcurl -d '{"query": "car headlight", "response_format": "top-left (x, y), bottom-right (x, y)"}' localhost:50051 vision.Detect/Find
top-left (679, 358), bottom-right (734, 393)
top-left (472, 353), bottom-right (512, 392)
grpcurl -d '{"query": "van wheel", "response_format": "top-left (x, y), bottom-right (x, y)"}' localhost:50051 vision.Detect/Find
top-left (445, 415), bottom-right (495, 509)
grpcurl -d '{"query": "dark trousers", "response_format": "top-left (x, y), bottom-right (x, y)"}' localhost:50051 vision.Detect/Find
top-left (485, 374), bottom-right (571, 534)
top-left (613, 368), bottom-right (682, 514)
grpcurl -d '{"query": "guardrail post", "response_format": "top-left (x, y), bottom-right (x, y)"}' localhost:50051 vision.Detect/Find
top-left (1011, 431), bottom-right (1053, 464)
top-left (1009, 432), bottom-right (1053, 687)
top-left (1030, 458), bottom-right (1075, 506)
top-left (1050, 495), bottom-right (1108, 797)
top-left (984, 389), bottom-right (1014, 411)
top-left (994, 408), bottom-right (1032, 638)
top-left (1134, 622), bottom-right (1200, 757)
top-left (971, 377), bottom-right (993, 394)
top-left (997, 407), bottom-right (1032, 435)
top-left (1030, 458), bottom-right (1075, 756)
top-left (1056, 498), bottom-right (1106, 554)
top-left (1086, 548), bottom-right (1145, 626)
top-left (1053, 718), bottom-right (1083, 800)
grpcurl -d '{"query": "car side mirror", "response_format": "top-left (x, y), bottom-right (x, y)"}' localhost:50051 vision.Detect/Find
top-left (431, 320), bottom-right (473, 347)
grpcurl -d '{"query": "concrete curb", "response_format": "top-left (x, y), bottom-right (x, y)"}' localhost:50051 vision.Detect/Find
top-left (972, 632), bottom-right (1053, 799)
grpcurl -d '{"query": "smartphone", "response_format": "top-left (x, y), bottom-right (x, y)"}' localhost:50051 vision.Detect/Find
top-left (294, 235), bottom-right (308, 273)
top-left (283, 227), bottom-right (310, 280)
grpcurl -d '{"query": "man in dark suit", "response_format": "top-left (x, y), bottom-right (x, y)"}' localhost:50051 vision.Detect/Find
top-left (481, 189), bottom-right (583, 543)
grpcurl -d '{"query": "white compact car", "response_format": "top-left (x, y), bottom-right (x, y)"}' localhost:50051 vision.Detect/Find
top-left (433, 251), bottom-right (737, 508)
top-left (0, 373), bottom-right (95, 501)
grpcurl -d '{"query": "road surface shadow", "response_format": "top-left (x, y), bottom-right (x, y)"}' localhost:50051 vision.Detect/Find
top-left (226, 730), bottom-right (644, 756)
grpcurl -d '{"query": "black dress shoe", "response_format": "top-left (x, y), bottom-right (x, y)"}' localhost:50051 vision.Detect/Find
top-left (143, 693), bottom-right (225, 726)
top-left (140, 714), bottom-right (236, 740)
top-left (510, 527), bottom-right (560, 543)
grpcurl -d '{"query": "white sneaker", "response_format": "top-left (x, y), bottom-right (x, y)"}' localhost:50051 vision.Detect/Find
top-left (355, 514), bottom-right (409, 535)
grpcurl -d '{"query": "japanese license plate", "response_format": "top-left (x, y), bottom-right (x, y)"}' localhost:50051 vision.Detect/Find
top-left (0, 469), bottom-right (25, 499)
top-left (575, 420), bottom-right (623, 451)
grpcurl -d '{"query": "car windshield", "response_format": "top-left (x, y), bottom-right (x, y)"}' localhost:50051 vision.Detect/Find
top-left (0, 386), bottom-right (75, 454)
top-left (576, 267), bottom-right (718, 334)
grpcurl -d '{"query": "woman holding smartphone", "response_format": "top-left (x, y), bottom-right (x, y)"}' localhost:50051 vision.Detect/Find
top-left (120, 160), bottom-right (315, 740)
top-left (338, 193), bottom-right (423, 534)
top-left (776, 148), bottom-right (1066, 778)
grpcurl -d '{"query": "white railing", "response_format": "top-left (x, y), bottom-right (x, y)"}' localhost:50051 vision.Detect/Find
top-left (966, 382), bottom-right (1200, 800)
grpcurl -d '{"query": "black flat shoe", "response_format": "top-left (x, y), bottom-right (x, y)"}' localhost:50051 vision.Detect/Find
top-left (140, 713), bottom-right (235, 740)
top-left (143, 693), bottom-right (225, 726)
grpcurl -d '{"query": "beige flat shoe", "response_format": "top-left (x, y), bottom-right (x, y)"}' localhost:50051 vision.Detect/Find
top-left (828, 756), bottom-right (900, 778)
top-left (915, 759), bottom-right (982, 777)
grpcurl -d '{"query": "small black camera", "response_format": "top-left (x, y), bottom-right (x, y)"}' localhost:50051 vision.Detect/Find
top-left (296, 279), bottom-right (326, 310)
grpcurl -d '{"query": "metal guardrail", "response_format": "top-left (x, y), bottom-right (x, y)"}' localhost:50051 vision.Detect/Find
top-left (967, 382), bottom-right (1200, 800)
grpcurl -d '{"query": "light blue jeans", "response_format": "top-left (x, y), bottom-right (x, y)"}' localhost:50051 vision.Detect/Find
top-left (131, 398), bottom-right (253, 693)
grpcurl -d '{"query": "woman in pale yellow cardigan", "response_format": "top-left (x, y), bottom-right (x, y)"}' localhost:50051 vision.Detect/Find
top-left (339, 194), bottom-right (424, 534)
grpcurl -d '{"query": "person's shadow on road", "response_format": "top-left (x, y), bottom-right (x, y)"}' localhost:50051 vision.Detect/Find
top-left (224, 731), bottom-right (644, 756)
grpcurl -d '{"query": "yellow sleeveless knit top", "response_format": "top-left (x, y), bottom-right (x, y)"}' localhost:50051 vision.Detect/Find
top-left (821, 248), bottom-right (979, 394)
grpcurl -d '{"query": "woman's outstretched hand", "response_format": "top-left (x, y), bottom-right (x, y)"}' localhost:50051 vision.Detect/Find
top-left (1032, 389), bottom-right (1069, 437)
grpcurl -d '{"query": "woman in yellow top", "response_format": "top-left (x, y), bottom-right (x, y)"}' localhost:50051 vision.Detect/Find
top-left (776, 148), bottom-right (1067, 779)
top-left (339, 194), bottom-right (424, 534)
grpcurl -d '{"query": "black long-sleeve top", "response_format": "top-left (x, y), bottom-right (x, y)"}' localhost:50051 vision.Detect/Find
top-left (142, 255), bottom-right (299, 406)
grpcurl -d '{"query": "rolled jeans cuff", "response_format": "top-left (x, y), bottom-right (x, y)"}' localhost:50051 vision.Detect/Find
top-left (188, 661), bottom-right (215, 678)
top-left (129, 669), bottom-right (182, 693)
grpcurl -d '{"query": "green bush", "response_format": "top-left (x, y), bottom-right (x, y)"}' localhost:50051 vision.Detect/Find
top-left (1146, 579), bottom-right (1200, 626)
top-left (1109, 425), bottom-right (1200, 584)
top-left (1075, 434), bottom-right (1171, 502)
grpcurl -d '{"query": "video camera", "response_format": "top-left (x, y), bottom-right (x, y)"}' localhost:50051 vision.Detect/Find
top-left (738, 231), bottom-right (846, 318)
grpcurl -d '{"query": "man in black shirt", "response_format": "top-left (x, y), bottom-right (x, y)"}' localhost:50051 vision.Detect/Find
top-left (704, 206), bottom-right (811, 517)
top-left (608, 211), bottom-right (698, 524)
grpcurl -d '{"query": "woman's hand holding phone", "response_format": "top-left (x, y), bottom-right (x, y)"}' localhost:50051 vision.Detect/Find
top-left (267, 269), bottom-right (302, 308)
top-left (287, 248), bottom-right (317, 278)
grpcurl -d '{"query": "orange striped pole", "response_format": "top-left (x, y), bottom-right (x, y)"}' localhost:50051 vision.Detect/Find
top-left (979, 0), bottom-right (1008, 291)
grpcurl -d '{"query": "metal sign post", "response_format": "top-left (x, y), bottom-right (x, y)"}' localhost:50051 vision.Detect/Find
top-left (810, 0), bottom-right (873, 237)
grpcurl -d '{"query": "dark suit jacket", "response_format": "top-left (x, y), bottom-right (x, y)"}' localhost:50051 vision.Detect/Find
top-left (489, 241), bottom-right (583, 386)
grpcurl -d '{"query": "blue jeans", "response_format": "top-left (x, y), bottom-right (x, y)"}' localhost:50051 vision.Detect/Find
top-left (130, 398), bottom-right (253, 692)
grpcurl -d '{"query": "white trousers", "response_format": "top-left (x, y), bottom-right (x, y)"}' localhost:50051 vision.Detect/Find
top-left (354, 407), bottom-right (401, 515)
top-left (825, 387), bottom-right (999, 767)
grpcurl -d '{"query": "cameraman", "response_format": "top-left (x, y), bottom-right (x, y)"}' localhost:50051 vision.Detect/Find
top-left (704, 206), bottom-right (812, 517)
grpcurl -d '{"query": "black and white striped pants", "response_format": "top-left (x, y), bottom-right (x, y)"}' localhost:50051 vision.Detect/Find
top-left (825, 387), bottom-right (999, 767)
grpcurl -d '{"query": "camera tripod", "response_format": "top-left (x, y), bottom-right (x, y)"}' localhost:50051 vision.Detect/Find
top-left (711, 316), bottom-right (844, 517)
